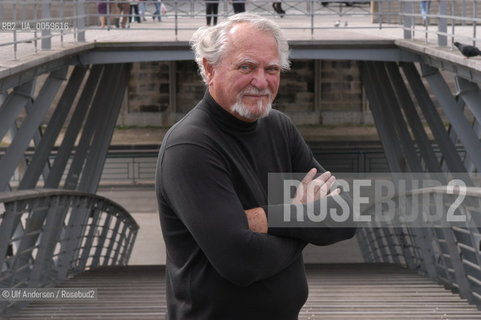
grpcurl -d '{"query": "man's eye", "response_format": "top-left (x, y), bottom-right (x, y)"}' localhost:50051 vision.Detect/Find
top-left (239, 65), bottom-right (252, 71)
top-left (267, 66), bottom-right (280, 73)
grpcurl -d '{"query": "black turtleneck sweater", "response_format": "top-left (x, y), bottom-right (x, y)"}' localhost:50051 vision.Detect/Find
top-left (156, 92), bottom-right (355, 320)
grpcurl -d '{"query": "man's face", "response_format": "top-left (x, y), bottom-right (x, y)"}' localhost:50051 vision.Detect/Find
top-left (205, 23), bottom-right (281, 122)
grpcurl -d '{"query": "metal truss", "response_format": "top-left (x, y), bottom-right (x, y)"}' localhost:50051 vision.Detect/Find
top-left (0, 189), bottom-right (138, 316)
top-left (0, 62), bottom-right (131, 194)
top-left (360, 60), bottom-right (481, 306)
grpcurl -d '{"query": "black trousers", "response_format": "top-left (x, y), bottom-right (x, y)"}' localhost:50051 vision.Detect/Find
top-left (130, 4), bottom-right (140, 23)
top-left (272, 2), bottom-right (285, 14)
top-left (206, 0), bottom-right (219, 25)
top-left (233, 3), bottom-right (246, 14)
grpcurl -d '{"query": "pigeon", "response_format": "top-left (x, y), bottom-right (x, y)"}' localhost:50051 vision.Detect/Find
top-left (454, 42), bottom-right (481, 58)
top-left (334, 20), bottom-right (340, 27)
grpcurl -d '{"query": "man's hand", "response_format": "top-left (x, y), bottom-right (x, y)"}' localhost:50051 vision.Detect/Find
top-left (292, 168), bottom-right (340, 204)
top-left (244, 169), bottom-right (340, 233)
top-left (244, 207), bottom-right (268, 233)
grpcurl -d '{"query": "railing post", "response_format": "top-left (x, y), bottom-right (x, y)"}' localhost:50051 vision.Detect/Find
top-left (310, 0), bottom-right (314, 37)
top-left (438, 0), bottom-right (448, 46)
top-left (13, 1), bottom-right (18, 59)
top-left (402, 0), bottom-right (413, 40)
top-left (76, 0), bottom-right (86, 42)
top-left (473, 0), bottom-right (477, 47)
top-left (175, 0), bottom-right (178, 40)
top-left (0, 1), bottom-right (4, 24)
top-left (41, 0), bottom-right (51, 50)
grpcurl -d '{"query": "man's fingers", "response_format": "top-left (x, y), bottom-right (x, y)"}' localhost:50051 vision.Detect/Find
top-left (317, 170), bottom-right (332, 182)
top-left (329, 188), bottom-right (341, 197)
top-left (296, 169), bottom-right (339, 204)
top-left (309, 171), bottom-right (331, 190)
top-left (323, 175), bottom-right (336, 192)
top-left (301, 168), bottom-right (317, 185)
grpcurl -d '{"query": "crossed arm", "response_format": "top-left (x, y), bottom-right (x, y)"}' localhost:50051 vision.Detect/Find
top-left (245, 168), bottom-right (356, 245)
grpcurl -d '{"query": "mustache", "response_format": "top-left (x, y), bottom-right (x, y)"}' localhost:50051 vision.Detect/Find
top-left (240, 87), bottom-right (272, 96)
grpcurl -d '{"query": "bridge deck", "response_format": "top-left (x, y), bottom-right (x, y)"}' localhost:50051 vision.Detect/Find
top-left (2, 11), bottom-right (481, 76)
top-left (7, 264), bottom-right (481, 320)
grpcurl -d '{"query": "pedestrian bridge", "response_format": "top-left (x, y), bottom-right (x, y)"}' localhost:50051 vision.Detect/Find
top-left (2, 0), bottom-right (481, 318)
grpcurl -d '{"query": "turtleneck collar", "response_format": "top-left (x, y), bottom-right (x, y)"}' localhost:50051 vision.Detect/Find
top-left (199, 90), bottom-right (259, 133)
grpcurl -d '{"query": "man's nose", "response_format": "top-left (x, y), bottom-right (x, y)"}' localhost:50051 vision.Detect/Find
top-left (250, 69), bottom-right (269, 90)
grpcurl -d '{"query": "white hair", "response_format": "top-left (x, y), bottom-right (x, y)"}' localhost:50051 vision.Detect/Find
top-left (190, 12), bottom-right (290, 85)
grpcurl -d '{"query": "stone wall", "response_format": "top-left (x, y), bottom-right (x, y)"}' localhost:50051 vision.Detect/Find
top-left (319, 60), bottom-right (367, 124)
top-left (121, 59), bottom-right (371, 127)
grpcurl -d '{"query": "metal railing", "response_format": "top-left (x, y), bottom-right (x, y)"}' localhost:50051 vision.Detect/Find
top-left (401, 0), bottom-right (481, 47)
top-left (0, 189), bottom-right (139, 316)
top-left (3, 142), bottom-right (469, 186)
top-left (358, 185), bottom-right (481, 307)
top-left (0, 0), bottom-right (397, 60)
top-left (2, 1), bottom-right (480, 61)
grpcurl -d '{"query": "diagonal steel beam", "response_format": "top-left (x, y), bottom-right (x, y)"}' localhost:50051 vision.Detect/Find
top-left (360, 62), bottom-right (403, 172)
top-left (375, 62), bottom-right (422, 172)
top-left (0, 81), bottom-right (35, 144)
top-left (465, 120), bottom-right (481, 172)
top-left (389, 62), bottom-right (442, 172)
top-left (421, 64), bottom-right (481, 173)
top-left (45, 65), bottom-right (103, 188)
top-left (456, 77), bottom-right (481, 126)
top-left (57, 64), bottom-right (130, 280)
top-left (362, 61), bottom-right (439, 280)
top-left (63, 65), bottom-right (116, 190)
top-left (20, 66), bottom-right (88, 189)
top-left (0, 68), bottom-right (67, 192)
top-left (78, 64), bottom-right (130, 193)
top-left (401, 63), bottom-right (466, 172)
top-left (24, 99), bottom-right (50, 183)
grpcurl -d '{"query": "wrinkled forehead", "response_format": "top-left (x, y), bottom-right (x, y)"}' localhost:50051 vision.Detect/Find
top-left (223, 22), bottom-right (280, 57)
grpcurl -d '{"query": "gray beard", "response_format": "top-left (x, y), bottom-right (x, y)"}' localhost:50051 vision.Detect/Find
top-left (231, 99), bottom-right (272, 121)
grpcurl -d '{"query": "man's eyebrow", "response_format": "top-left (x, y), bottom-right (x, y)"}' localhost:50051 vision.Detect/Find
top-left (237, 58), bottom-right (258, 65)
top-left (236, 58), bottom-right (281, 69)
top-left (266, 62), bottom-right (281, 68)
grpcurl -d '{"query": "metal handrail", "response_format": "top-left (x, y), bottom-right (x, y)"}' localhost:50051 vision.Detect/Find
top-left (0, 0), bottom-right (479, 61)
top-left (400, 0), bottom-right (481, 47)
top-left (0, 0), bottom-right (397, 60)
top-left (0, 188), bottom-right (139, 316)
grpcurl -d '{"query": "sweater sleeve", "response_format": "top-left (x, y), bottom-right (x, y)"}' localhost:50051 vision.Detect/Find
top-left (266, 116), bottom-right (357, 245)
top-left (159, 143), bottom-right (307, 287)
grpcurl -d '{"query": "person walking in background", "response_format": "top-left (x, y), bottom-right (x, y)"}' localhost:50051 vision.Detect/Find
top-left (108, 0), bottom-right (120, 28)
top-left (117, 0), bottom-right (131, 28)
top-left (130, 0), bottom-right (141, 24)
top-left (97, 0), bottom-right (107, 28)
top-left (420, 0), bottom-right (431, 24)
top-left (152, 0), bottom-right (162, 22)
top-left (232, 0), bottom-right (246, 14)
top-left (205, 0), bottom-right (219, 26)
top-left (272, 1), bottom-right (286, 18)
top-left (138, 0), bottom-right (147, 21)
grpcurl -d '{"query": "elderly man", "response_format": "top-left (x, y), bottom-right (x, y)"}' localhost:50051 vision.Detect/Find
top-left (156, 12), bottom-right (355, 320)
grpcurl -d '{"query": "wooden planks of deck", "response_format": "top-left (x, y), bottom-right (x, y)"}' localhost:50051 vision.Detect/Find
top-left (6, 263), bottom-right (481, 320)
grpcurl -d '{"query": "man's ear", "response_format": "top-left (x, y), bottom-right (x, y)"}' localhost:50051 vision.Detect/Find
top-left (202, 58), bottom-right (214, 85)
